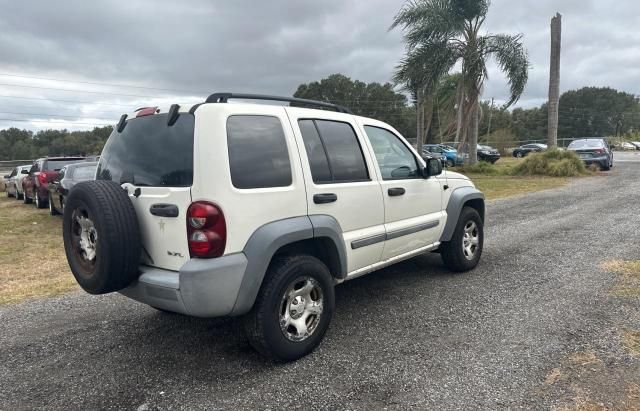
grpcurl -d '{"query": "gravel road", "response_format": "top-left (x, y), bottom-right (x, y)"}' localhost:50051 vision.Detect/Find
top-left (1, 152), bottom-right (639, 410)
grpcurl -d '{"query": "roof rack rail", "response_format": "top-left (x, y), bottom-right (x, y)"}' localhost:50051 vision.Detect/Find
top-left (204, 92), bottom-right (353, 114)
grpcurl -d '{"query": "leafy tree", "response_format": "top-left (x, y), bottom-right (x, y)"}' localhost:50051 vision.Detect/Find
top-left (391, 0), bottom-right (529, 163)
top-left (293, 74), bottom-right (416, 139)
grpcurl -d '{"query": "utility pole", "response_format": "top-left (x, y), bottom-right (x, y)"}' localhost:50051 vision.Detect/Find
top-left (486, 97), bottom-right (495, 137)
top-left (547, 13), bottom-right (562, 148)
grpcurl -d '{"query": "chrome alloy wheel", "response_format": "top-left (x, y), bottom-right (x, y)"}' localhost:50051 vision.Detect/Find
top-left (462, 221), bottom-right (480, 260)
top-left (71, 209), bottom-right (98, 263)
top-left (279, 277), bottom-right (324, 342)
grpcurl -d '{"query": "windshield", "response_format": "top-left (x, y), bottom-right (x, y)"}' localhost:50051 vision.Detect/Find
top-left (97, 113), bottom-right (194, 187)
top-left (73, 165), bottom-right (97, 181)
top-left (568, 140), bottom-right (603, 149)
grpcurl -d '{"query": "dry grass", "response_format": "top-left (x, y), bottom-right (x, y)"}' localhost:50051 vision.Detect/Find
top-left (601, 260), bottom-right (640, 297)
top-left (0, 195), bottom-right (77, 305)
top-left (623, 329), bottom-right (640, 357)
top-left (470, 176), bottom-right (569, 200)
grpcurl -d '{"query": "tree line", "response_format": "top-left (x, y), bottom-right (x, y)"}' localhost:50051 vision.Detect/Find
top-left (0, 77), bottom-right (638, 161)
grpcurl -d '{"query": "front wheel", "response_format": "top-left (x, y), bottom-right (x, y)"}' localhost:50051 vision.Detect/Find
top-left (35, 190), bottom-right (46, 208)
top-left (23, 188), bottom-right (32, 204)
top-left (243, 255), bottom-right (335, 362)
top-left (446, 159), bottom-right (454, 168)
top-left (49, 196), bottom-right (60, 215)
top-left (440, 206), bottom-right (484, 272)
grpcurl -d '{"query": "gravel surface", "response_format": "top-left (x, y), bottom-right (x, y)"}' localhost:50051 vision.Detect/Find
top-left (1, 152), bottom-right (639, 410)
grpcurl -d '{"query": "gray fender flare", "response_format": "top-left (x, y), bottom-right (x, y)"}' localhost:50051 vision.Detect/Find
top-left (440, 186), bottom-right (485, 242)
top-left (230, 215), bottom-right (346, 315)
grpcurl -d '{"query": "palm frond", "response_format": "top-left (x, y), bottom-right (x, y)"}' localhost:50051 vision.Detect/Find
top-left (393, 41), bottom-right (460, 92)
top-left (391, 0), bottom-right (466, 48)
top-left (484, 33), bottom-right (530, 106)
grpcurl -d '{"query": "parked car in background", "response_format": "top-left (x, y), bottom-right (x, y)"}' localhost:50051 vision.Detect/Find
top-left (423, 144), bottom-right (464, 167)
top-left (421, 148), bottom-right (446, 167)
top-left (22, 157), bottom-right (86, 207)
top-left (47, 162), bottom-right (98, 215)
top-left (4, 165), bottom-right (31, 199)
top-left (614, 141), bottom-right (637, 151)
top-left (477, 145), bottom-right (501, 163)
top-left (630, 141), bottom-right (640, 150)
top-left (512, 143), bottom-right (548, 158)
top-left (567, 138), bottom-right (613, 171)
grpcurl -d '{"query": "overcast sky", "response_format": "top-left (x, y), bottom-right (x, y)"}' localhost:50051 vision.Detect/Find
top-left (0, 0), bottom-right (638, 131)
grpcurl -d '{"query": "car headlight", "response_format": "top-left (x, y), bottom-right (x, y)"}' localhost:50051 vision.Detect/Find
top-left (480, 150), bottom-right (490, 154)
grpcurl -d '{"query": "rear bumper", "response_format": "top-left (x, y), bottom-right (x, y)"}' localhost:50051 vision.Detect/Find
top-left (119, 253), bottom-right (249, 318)
top-left (580, 155), bottom-right (608, 166)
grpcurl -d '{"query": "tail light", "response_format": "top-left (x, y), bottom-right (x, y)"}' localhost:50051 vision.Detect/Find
top-left (37, 172), bottom-right (49, 185)
top-left (594, 148), bottom-right (605, 154)
top-left (186, 201), bottom-right (226, 258)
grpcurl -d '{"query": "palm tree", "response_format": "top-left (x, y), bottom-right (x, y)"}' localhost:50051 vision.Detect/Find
top-left (391, 0), bottom-right (529, 164)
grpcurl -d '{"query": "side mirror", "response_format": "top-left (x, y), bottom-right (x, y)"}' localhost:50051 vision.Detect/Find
top-left (21, 170), bottom-right (29, 174)
top-left (3, 175), bottom-right (10, 179)
top-left (423, 158), bottom-right (443, 178)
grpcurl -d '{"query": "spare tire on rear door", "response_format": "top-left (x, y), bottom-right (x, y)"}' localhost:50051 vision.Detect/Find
top-left (63, 180), bottom-right (142, 294)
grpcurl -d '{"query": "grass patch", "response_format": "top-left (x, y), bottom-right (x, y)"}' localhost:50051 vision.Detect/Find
top-left (512, 150), bottom-right (590, 177)
top-left (601, 260), bottom-right (640, 297)
top-left (0, 195), bottom-right (77, 305)
top-left (465, 176), bottom-right (568, 200)
top-left (622, 329), bottom-right (640, 357)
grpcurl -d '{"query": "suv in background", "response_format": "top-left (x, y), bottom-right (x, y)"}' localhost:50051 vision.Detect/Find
top-left (22, 157), bottom-right (86, 207)
top-left (567, 138), bottom-right (613, 171)
top-left (62, 93), bottom-right (485, 362)
top-left (477, 145), bottom-right (501, 163)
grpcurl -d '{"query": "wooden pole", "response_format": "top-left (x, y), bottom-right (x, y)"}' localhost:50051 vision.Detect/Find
top-left (547, 13), bottom-right (562, 147)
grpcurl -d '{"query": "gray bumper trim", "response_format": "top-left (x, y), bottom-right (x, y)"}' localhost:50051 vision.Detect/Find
top-left (120, 253), bottom-right (249, 318)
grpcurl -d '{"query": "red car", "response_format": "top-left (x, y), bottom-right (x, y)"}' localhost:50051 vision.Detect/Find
top-left (22, 157), bottom-right (86, 208)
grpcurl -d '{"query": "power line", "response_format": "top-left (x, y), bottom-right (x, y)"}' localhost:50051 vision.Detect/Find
top-left (0, 118), bottom-right (112, 126)
top-left (0, 111), bottom-right (117, 121)
top-left (0, 72), bottom-right (202, 94)
top-left (0, 94), bottom-right (136, 107)
top-left (0, 82), bottom-right (187, 99)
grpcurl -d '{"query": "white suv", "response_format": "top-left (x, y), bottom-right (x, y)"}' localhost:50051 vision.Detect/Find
top-left (62, 93), bottom-right (485, 361)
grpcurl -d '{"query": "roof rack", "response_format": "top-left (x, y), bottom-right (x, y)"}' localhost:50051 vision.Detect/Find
top-left (204, 92), bottom-right (353, 114)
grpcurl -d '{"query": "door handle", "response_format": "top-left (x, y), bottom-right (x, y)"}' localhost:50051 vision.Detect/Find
top-left (149, 203), bottom-right (179, 217)
top-left (313, 193), bottom-right (337, 204)
top-left (388, 187), bottom-right (406, 197)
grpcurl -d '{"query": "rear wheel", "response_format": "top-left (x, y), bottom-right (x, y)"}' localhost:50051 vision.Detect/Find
top-left (63, 181), bottom-right (141, 294)
top-left (23, 187), bottom-right (32, 204)
top-left (16, 190), bottom-right (23, 200)
top-left (35, 190), bottom-right (46, 208)
top-left (243, 255), bottom-right (335, 362)
top-left (440, 207), bottom-right (484, 272)
top-left (516, 152), bottom-right (523, 158)
top-left (49, 196), bottom-right (60, 215)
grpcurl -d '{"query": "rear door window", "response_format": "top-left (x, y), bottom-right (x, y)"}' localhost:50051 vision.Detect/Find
top-left (227, 115), bottom-right (292, 189)
top-left (298, 119), bottom-right (369, 184)
top-left (97, 113), bottom-right (194, 187)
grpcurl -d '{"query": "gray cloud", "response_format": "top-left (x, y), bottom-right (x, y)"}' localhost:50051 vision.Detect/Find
top-left (0, 0), bottom-right (638, 130)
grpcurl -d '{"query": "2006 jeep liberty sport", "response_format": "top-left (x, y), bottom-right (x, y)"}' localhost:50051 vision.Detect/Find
top-left (62, 93), bottom-right (485, 362)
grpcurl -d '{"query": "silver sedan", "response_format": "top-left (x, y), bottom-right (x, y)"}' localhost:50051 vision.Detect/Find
top-left (4, 165), bottom-right (32, 199)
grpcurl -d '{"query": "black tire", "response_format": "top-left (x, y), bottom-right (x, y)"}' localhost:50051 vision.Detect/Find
top-left (23, 187), bottom-right (32, 204)
top-left (7, 189), bottom-right (14, 198)
top-left (16, 190), bottom-right (23, 200)
top-left (35, 190), bottom-right (46, 208)
top-left (63, 181), bottom-right (141, 295)
top-left (515, 152), bottom-right (523, 158)
top-left (243, 255), bottom-right (335, 362)
top-left (446, 159), bottom-right (454, 168)
top-left (49, 196), bottom-right (60, 215)
top-left (440, 206), bottom-right (484, 272)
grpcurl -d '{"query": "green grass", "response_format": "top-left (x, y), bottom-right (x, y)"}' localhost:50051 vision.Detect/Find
top-left (0, 194), bottom-right (77, 305)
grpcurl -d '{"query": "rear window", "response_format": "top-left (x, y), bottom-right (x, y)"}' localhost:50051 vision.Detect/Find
top-left (568, 140), bottom-right (604, 149)
top-left (97, 113), bottom-right (194, 187)
top-left (73, 166), bottom-right (97, 181)
top-left (44, 159), bottom-right (85, 171)
top-left (227, 115), bottom-right (292, 189)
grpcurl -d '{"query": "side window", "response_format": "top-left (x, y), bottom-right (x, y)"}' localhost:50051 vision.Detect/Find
top-left (59, 168), bottom-right (67, 180)
top-left (9, 168), bottom-right (17, 177)
top-left (227, 115), bottom-right (292, 189)
top-left (365, 126), bottom-right (420, 180)
top-left (298, 119), bottom-right (369, 184)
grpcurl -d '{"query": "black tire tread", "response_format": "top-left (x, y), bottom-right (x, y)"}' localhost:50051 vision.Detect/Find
top-left (63, 181), bottom-right (141, 294)
top-left (440, 206), bottom-right (483, 272)
top-left (243, 254), bottom-right (334, 362)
